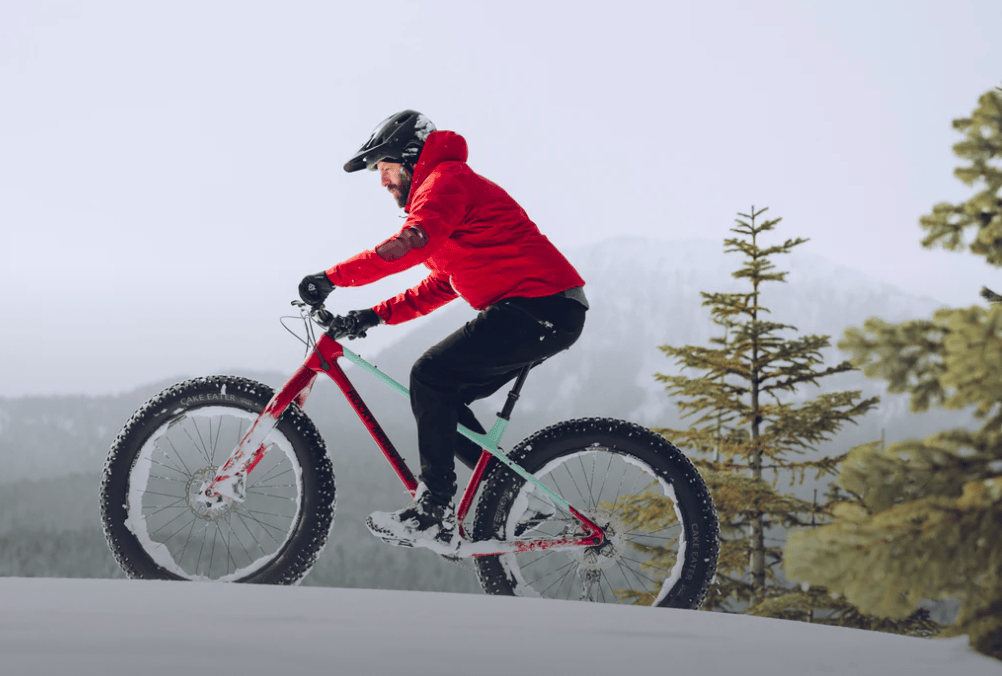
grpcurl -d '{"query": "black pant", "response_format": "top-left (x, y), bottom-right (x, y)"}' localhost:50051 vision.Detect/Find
top-left (409, 294), bottom-right (587, 503)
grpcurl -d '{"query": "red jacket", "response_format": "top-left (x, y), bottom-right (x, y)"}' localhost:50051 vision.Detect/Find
top-left (326, 130), bottom-right (585, 325)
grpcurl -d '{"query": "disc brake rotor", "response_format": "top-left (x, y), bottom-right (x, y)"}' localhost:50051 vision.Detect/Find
top-left (186, 467), bottom-right (234, 520)
top-left (569, 509), bottom-right (624, 571)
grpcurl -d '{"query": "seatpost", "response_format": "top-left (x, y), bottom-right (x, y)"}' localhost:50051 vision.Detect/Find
top-left (498, 365), bottom-right (533, 421)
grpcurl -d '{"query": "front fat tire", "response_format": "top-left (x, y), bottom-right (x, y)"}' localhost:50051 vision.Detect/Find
top-left (100, 376), bottom-right (335, 584)
top-left (473, 418), bottom-right (719, 608)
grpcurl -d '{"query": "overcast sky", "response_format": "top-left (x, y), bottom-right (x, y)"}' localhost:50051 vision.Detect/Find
top-left (2, 0), bottom-right (1001, 397)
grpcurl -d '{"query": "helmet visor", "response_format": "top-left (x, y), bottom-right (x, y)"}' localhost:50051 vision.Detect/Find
top-left (343, 110), bottom-right (433, 173)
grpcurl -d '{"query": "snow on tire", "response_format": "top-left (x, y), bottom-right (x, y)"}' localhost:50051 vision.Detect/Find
top-left (100, 376), bottom-right (335, 584)
top-left (473, 417), bottom-right (718, 608)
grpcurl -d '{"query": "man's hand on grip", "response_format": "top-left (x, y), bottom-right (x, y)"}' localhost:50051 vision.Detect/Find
top-left (330, 309), bottom-right (381, 340)
top-left (298, 272), bottom-right (335, 306)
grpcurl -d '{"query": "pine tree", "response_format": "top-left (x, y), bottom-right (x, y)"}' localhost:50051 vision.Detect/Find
top-left (642, 207), bottom-right (879, 617)
top-left (919, 89), bottom-right (1002, 265)
top-left (783, 88), bottom-right (1002, 661)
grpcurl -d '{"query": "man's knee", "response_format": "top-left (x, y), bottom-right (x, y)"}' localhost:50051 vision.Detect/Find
top-left (411, 351), bottom-right (458, 396)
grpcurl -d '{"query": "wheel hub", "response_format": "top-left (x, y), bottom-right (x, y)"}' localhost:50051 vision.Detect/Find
top-left (187, 468), bottom-right (234, 520)
top-left (571, 510), bottom-right (624, 570)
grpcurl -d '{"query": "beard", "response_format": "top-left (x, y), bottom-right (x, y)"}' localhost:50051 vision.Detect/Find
top-left (389, 167), bottom-right (412, 208)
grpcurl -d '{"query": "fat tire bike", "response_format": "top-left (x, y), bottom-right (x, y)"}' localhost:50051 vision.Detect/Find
top-left (101, 302), bottom-right (719, 607)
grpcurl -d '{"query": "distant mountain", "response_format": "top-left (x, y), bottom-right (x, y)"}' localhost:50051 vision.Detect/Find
top-left (0, 237), bottom-right (969, 486)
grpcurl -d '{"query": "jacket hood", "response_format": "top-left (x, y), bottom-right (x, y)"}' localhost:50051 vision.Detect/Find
top-left (405, 130), bottom-right (468, 211)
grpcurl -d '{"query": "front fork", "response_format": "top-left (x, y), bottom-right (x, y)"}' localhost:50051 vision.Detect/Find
top-left (194, 365), bottom-right (318, 509)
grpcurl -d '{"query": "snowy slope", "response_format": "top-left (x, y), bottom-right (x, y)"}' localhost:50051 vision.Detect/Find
top-left (2, 578), bottom-right (996, 676)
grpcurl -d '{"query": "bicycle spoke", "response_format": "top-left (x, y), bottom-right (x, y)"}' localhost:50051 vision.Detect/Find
top-left (559, 563), bottom-right (582, 600)
top-left (577, 454), bottom-right (595, 509)
top-left (144, 497), bottom-right (188, 519)
top-left (599, 570), bottom-right (621, 603)
top-left (188, 418), bottom-right (212, 466)
top-left (617, 556), bottom-right (662, 585)
top-left (209, 417), bottom-right (223, 465)
top-left (538, 560), bottom-right (579, 597)
top-left (162, 436), bottom-right (193, 477)
top-left (595, 453), bottom-right (614, 509)
top-left (614, 559), bottom-right (658, 603)
top-left (143, 490), bottom-right (189, 500)
top-left (160, 512), bottom-right (199, 545)
top-left (149, 473), bottom-right (187, 483)
top-left (195, 524), bottom-right (208, 575)
top-left (179, 424), bottom-right (210, 468)
top-left (622, 530), bottom-right (681, 542)
top-left (225, 513), bottom-right (257, 566)
top-left (178, 517), bottom-right (198, 564)
top-left (234, 507), bottom-right (290, 542)
top-left (243, 505), bottom-right (295, 522)
top-left (152, 443), bottom-right (190, 478)
top-left (614, 559), bottom-right (652, 597)
top-left (546, 471), bottom-right (575, 512)
top-left (522, 557), bottom-right (577, 589)
top-left (252, 463), bottom-right (291, 487)
top-left (148, 505), bottom-right (193, 537)
top-left (245, 490), bottom-right (295, 500)
top-left (234, 511), bottom-right (270, 557)
top-left (216, 521), bottom-right (237, 577)
top-left (516, 552), bottom-right (549, 570)
top-left (562, 462), bottom-right (590, 511)
top-left (609, 460), bottom-right (629, 511)
top-left (150, 457), bottom-right (189, 478)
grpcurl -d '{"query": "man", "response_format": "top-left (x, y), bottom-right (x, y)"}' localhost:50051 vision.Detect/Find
top-left (298, 110), bottom-right (588, 552)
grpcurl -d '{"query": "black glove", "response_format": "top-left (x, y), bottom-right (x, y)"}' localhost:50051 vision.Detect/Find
top-left (329, 308), bottom-right (381, 340)
top-left (298, 272), bottom-right (335, 306)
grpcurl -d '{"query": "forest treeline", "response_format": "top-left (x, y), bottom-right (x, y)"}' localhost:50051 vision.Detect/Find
top-left (651, 89), bottom-right (1001, 660)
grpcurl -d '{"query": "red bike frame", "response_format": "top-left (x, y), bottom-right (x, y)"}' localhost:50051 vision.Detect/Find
top-left (201, 330), bottom-right (604, 558)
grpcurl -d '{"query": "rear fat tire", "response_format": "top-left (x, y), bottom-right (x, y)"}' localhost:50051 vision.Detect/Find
top-left (100, 376), bottom-right (335, 584)
top-left (473, 418), bottom-right (718, 608)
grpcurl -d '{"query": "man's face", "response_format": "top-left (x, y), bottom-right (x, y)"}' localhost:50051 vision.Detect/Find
top-left (376, 161), bottom-right (410, 208)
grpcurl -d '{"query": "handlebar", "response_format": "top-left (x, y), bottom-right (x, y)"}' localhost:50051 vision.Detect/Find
top-left (290, 300), bottom-right (359, 340)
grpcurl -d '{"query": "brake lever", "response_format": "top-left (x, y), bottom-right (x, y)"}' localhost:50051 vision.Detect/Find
top-left (316, 308), bottom-right (334, 327)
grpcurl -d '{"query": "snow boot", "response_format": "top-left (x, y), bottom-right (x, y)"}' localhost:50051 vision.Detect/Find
top-left (366, 483), bottom-right (458, 554)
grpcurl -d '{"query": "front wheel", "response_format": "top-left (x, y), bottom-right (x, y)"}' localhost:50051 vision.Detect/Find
top-left (473, 418), bottom-right (719, 608)
top-left (100, 376), bottom-right (336, 584)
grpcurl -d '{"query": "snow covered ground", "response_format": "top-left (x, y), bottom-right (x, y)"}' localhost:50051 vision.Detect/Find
top-left (1, 578), bottom-right (996, 676)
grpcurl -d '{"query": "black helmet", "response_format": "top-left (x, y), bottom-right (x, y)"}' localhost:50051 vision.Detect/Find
top-left (344, 110), bottom-right (436, 173)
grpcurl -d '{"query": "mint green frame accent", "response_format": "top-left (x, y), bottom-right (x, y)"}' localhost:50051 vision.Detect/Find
top-left (341, 346), bottom-right (573, 514)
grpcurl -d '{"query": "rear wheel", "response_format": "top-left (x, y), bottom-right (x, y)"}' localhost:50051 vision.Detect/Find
top-left (473, 418), bottom-right (718, 608)
top-left (100, 376), bottom-right (335, 584)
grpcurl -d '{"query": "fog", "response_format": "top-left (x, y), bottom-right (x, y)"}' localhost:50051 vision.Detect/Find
top-left (2, 0), bottom-right (1001, 396)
